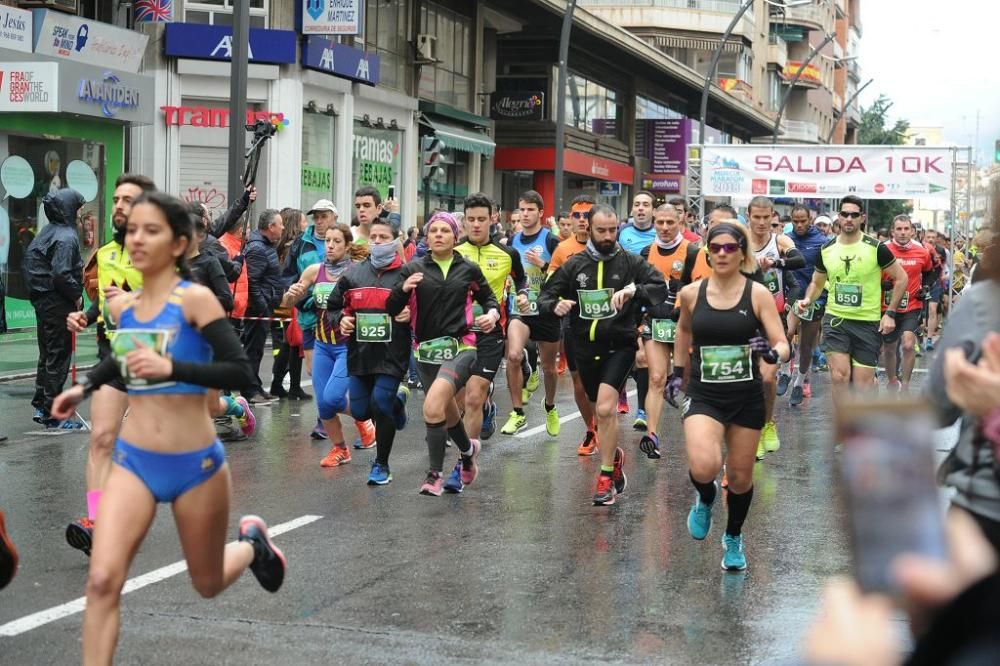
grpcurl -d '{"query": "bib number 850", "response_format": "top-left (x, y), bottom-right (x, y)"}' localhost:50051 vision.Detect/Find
top-left (835, 283), bottom-right (862, 307)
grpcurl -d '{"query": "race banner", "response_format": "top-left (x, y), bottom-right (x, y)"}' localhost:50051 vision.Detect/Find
top-left (701, 145), bottom-right (953, 201)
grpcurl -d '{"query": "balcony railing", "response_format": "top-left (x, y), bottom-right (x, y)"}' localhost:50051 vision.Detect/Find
top-left (767, 33), bottom-right (788, 68)
top-left (776, 3), bottom-right (828, 31)
top-left (580, 0), bottom-right (752, 16)
top-left (719, 78), bottom-right (753, 103)
top-left (847, 58), bottom-right (861, 80)
top-left (783, 120), bottom-right (820, 143)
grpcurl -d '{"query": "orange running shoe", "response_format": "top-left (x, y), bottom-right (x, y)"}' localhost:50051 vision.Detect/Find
top-left (577, 430), bottom-right (598, 456)
top-left (354, 420), bottom-right (376, 450)
top-left (320, 444), bottom-right (351, 467)
top-left (557, 354), bottom-right (568, 376)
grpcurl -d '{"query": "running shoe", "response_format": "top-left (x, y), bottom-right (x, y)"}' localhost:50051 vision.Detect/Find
top-left (755, 438), bottom-right (766, 461)
top-left (592, 474), bottom-right (616, 506)
top-left (43, 418), bottom-right (84, 430)
top-left (460, 439), bottom-right (481, 485)
top-left (612, 447), bottom-right (627, 495)
top-left (32, 408), bottom-right (47, 424)
top-left (639, 433), bottom-right (661, 460)
top-left (687, 485), bottom-right (716, 540)
top-left (521, 388), bottom-right (531, 404)
top-left (761, 421), bottom-right (780, 453)
top-left (557, 354), bottom-right (568, 375)
top-left (526, 368), bottom-right (541, 394)
top-left (813, 349), bottom-right (829, 372)
top-left (925, 338), bottom-right (935, 352)
top-left (353, 420), bottom-right (376, 450)
top-left (914, 343), bottom-right (924, 359)
top-left (238, 515), bottom-right (286, 592)
top-left (395, 385), bottom-right (410, 431)
top-left (443, 461), bottom-right (464, 494)
top-left (500, 411), bottom-right (527, 435)
top-left (320, 444), bottom-right (351, 467)
top-left (789, 384), bottom-right (804, 407)
top-left (480, 400), bottom-right (497, 440)
top-left (367, 461), bottom-right (392, 486)
top-left (310, 419), bottom-right (328, 440)
top-left (65, 517), bottom-right (94, 557)
top-left (0, 510), bottom-right (16, 590)
top-left (721, 533), bottom-right (747, 571)
top-left (617, 390), bottom-right (629, 414)
top-left (577, 431), bottom-right (598, 456)
top-left (545, 405), bottom-right (560, 437)
top-left (419, 471), bottom-right (444, 496)
top-left (802, 382), bottom-right (812, 398)
top-left (407, 377), bottom-right (422, 390)
top-left (269, 384), bottom-right (289, 399)
top-left (633, 408), bottom-right (648, 431)
top-left (235, 396), bottom-right (256, 437)
top-left (776, 372), bottom-right (791, 396)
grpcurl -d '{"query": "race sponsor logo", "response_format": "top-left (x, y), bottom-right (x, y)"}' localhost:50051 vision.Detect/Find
top-left (787, 182), bottom-right (817, 194)
top-left (873, 183), bottom-right (886, 194)
top-left (751, 178), bottom-right (767, 194)
top-left (709, 170), bottom-right (746, 194)
top-left (768, 179), bottom-right (785, 195)
top-left (818, 183), bottom-right (845, 194)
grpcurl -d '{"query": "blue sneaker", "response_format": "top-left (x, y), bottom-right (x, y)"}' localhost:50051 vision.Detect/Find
top-left (632, 408), bottom-right (648, 431)
top-left (480, 400), bottom-right (497, 440)
top-left (721, 533), bottom-right (747, 571)
top-left (687, 485), bottom-right (716, 540)
top-left (367, 460), bottom-right (392, 486)
top-left (32, 408), bottom-right (47, 424)
top-left (443, 460), bottom-right (464, 494)
top-left (395, 385), bottom-right (410, 431)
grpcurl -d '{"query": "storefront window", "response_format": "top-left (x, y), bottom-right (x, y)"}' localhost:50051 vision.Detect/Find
top-left (365, 0), bottom-right (408, 93)
top-left (0, 133), bottom-right (104, 328)
top-left (186, 0), bottom-right (269, 28)
top-left (565, 72), bottom-right (624, 140)
top-left (352, 121), bottom-right (403, 205)
top-left (301, 110), bottom-right (335, 211)
top-left (417, 2), bottom-right (473, 111)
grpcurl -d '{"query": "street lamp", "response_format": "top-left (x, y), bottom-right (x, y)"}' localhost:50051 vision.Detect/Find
top-left (825, 77), bottom-right (873, 144)
top-left (771, 31), bottom-right (837, 143)
top-left (696, 0), bottom-right (811, 216)
top-left (554, 0), bottom-right (578, 217)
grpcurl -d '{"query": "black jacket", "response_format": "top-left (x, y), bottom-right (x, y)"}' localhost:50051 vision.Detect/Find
top-left (538, 243), bottom-right (668, 349)
top-left (201, 234), bottom-right (241, 282)
top-left (23, 189), bottom-right (84, 312)
top-left (209, 189), bottom-right (251, 238)
top-left (385, 251), bottom-right (498, 345)
top-left (327, 255), bottom-right (410, 379)
top-left (190, 252), bottom-right (234, 313)
top-left (244, 231), bottom-right (284, 315)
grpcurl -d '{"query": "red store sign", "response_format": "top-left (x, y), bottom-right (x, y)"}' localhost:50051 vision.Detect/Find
top-left (494, 147), bottom-right (634, 183)
top-left (161, 105), bottom-right (285, 128)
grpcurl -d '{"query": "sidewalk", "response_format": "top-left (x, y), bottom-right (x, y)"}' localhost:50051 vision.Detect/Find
top-left (0, 330), bottom-right (99, 380)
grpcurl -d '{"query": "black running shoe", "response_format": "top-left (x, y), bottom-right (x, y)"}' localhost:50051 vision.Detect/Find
top-left (612, 447), bottom-right (627, 494)
top-left (639, 433), bottom-right (661, 460)
top-left (66, 517), bottom-right (94, 557)
top-left (239, 515), bottom-right (286, 593)
top-left (776, 372), bottom-right (791, 396)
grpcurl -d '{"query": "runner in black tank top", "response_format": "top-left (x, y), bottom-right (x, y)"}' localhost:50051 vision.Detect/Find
top-left (668, 223), bottom-right (789, 572)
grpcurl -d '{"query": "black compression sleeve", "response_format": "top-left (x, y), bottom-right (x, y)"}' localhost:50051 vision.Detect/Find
top-left (85, 354), bottom-right (123, 389)
top-left (169, 318), bottom-right (254, 391)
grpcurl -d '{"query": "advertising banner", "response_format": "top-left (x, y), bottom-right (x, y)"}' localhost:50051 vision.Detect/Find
top-left (31, 9), bottom-right (148, 73)
top-left (0, 62), bottom-right (58, 112)
top-left (701, 145), bottom-right (954, 201)
top-left (490, 92), bottom-right (544, 121)
top-left (301, 0), bottom-right (363, 35)
top-left (164, 23), bottom-right (296, 65)
top-left (0, 5), bottom-right (32, 53)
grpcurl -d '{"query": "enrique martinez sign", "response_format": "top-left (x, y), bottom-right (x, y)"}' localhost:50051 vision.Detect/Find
top-left (490, 92), bottom-right (544, 121)
top-left (701, 145), bottom-right (954, 200)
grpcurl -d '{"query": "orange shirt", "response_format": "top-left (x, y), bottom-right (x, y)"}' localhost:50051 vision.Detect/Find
top-left (548, 236), bottom-right (588, 274)
top-left (690, 245), bottom-right (712, 282)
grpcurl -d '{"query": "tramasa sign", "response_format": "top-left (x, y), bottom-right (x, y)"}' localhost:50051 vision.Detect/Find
top-left (161, 105), bottom-right (286, 128)
top-left (701, 145), bottom-right (954, 200)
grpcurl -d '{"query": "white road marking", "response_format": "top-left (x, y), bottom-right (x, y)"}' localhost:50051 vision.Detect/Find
top-left (0, 514), bottom-right (323, 637)
top-left (514, 390), bottom-right (638, 439)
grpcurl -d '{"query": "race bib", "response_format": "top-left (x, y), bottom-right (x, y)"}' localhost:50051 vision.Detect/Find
top-left (797, 302), bottom-right (817, 322)
top-left (356, 312), bottom-right (391, 343)
top-left (650, 319), bottom-right (676, 344)
top-left (834, 283), bottom-right (862, 308)
top-left (110, 328), bottom-right (173, 388)
top-left (520, 289), bottom-right (539, 317)
top-left (883, 290), bottom-right (909, 309)
top-left (763, 270), bottom-right (780, 295)
top-left (577, 288), bottom-right (616, 320)
top-left (699, 345), bottom-right (753, 383)
top-left (313, 282), bottom-right (336, 309)
top-left (471, 302), bottom-right (484, 332)
top-left (415, 336), bottom-right (460, 365)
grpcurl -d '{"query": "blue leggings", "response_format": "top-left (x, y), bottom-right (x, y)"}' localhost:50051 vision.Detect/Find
top-left (349, 374), bottom-right (402, 466)
top-left (313, 342), bottom-right (350, 420)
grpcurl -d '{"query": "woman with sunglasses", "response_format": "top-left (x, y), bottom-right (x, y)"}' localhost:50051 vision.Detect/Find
top-left (668, 222), bottom-right (789, 571)
top-left (50, 192), bottom-right (285, 664)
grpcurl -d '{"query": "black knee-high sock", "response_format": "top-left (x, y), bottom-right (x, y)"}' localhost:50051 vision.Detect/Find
top-left (426, 420), bottom-right (448, 472)
top-left (526, 341), bottom-right (538, 374)
top-left (689, 471), bottom-right (717, 505)
top-left (289, 348), bottom-right (303, 391)
top-left (634, 368), bottom-right (649, 410)
top-left (725, 486), bottom-right (754, 536)
top-left (447, 423), bottom-right (472, 455)
top-left (372, 409), bottom-right (397, 467)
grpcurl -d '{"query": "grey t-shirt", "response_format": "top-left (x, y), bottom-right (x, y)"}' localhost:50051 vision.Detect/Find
top-left (928, 280), bottom-right (1000, 521)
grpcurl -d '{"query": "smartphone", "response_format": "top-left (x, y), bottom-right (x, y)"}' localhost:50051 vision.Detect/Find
top-left (387, 185), bottom-right (395, 200)
top-left (837, 398), bottom-right (947, 594)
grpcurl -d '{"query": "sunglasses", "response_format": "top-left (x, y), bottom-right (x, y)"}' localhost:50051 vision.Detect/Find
top-left (571, 211), bottom-right (591, 219)
top-left (770, 223), bottom-right (782, 229)
top-left (839, 211), bottom-right (863, 219)
top-left (708, 242), bottom-right (742, 255)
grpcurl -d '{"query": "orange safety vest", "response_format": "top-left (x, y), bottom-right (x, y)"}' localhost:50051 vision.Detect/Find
top-left (219, 232), bottom-right (249, 318)
top-left (645, 238), bottom-right (691, 282)
top-left (691, 245), bottom-right (712, 282)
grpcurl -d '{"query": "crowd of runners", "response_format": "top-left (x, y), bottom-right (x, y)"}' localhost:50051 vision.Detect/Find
top-left (0, 176), bottom-right (967, 664)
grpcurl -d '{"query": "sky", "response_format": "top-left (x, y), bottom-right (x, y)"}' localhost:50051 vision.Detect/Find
top-left (860, 0), bottom-right (999, 165)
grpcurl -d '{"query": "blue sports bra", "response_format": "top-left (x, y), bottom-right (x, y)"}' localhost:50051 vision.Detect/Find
top-left (112, 281), bottom-right (212, 395)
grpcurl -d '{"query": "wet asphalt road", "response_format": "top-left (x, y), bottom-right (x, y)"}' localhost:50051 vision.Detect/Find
top-left (0, 359), bottom-right (935, 665)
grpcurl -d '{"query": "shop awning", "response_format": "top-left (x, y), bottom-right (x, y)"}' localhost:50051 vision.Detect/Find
top-left (427, 118), bottom-right (496, 157)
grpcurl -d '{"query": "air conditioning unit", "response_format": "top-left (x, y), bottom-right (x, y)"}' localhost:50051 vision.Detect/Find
top-left (415, 33), bottom-right (437, 64)
top-left (18, 0), bottom-right (80, 13)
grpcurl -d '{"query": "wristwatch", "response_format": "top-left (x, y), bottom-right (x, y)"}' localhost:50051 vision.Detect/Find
top-left (885, 309), bottom-right (898, 319)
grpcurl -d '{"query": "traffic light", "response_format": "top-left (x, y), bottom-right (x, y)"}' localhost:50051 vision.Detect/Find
top-left (995, 139), bottom-right (1000, 163)
top-left (421, 136), bottom-right (444, 181)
